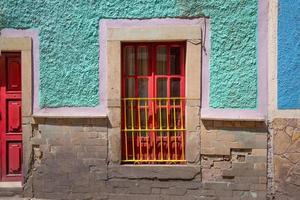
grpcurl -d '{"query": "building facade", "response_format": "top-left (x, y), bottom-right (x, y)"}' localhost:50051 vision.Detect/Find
top-left (0, 0), bottom-right (299, 199)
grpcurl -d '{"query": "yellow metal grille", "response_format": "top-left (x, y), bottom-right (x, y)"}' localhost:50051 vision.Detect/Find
top-left (121, 97), bottom-right (186, 164)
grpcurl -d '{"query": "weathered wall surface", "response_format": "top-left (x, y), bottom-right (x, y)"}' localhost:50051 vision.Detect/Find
top-left (23, 119), bottom-right (267, 200)
top-left (272, 118), bottom-right (300, 200)
top-left (201, 121), bottom-right (267, 198)
top-left (278, 1), bottom-right (300, 109)
top-left (0, 0), bottom-right (258, 109)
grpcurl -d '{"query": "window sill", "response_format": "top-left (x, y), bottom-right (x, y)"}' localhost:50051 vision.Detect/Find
top-left (33, 107), bottom-right (107, 118)
top-left (201, 108), bottom-right (266, 121)
top-left (108, 165), bottom-right (201, 180)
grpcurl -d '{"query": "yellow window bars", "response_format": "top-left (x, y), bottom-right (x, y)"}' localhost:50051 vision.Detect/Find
top-left (121, 97), bottom-right (186, 164)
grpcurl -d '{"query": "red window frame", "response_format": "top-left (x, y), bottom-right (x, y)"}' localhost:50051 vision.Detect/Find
top-left (121, 42), bottom-right (186, 164)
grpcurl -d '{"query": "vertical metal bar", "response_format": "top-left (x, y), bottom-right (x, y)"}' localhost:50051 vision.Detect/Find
top-left (159, 99), bottom-right (163, 160)
top-left (166, 99), bottom-right (170, 160)
top-left (131, 100), bottom-right (135, 160)
top-left (152, 100), bottom-right (156, 160)
top-left (145, 103), bottom-right (149, 161)
top-left (124, 100), bottom-right (128, 160)
top-left (180, 99), bottom-right (184, 160)
top-left (138, 100), bottom-right (142, 160)
top-left (173, 99), bottom-right (177, 160)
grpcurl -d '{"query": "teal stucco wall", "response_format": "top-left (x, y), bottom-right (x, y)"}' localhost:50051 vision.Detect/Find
top-left (0, 0), bottom-right (258, 109)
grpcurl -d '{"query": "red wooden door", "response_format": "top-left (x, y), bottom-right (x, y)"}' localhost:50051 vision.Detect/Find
top-left (0, 53), bottom-right (22, 181)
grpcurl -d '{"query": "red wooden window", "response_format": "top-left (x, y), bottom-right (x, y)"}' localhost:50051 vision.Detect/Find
top-left (121, 42), bottom-right (186, 164)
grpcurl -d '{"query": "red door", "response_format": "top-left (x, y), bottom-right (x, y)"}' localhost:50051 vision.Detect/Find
top-left (0, 53), bottom-right (22, 181)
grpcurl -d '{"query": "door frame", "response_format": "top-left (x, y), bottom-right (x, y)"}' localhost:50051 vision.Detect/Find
top-left (0, 37), bottom-right (33, 183)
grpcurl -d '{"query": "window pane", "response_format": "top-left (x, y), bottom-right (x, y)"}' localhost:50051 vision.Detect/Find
top-left (140, 109), bottom-right (147, 129)
top-left (156, 46), bottom-right (167, 75)
top-left (170, 108), bottom-right (181, 129)
top-left (170, 78), bottom-right (181, 97)
top-left (126, 108), bottom-right (136, 129)
top-left (157, 78), bottom-right (167, 98)
top-left (138, 78), bottom-right (148, 98)
top-left (157, 108), bottom-right (167, 129)
top-left (125, 78), bottom-right (135, 98)
top-left (137, 47), bottom-right (148, 75)
top-left (125, 47), bottom-right (135, 75)
top-left (170, 47), bottom-right (181, 75)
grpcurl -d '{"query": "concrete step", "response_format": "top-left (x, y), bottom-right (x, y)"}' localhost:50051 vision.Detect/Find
top-left (0, 182), bottom-right (22, 198)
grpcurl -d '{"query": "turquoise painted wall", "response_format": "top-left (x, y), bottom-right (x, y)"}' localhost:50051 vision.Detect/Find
top-left (0, 0), bottom-right (258, 109)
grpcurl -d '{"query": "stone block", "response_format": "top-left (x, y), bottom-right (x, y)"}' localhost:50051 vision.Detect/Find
top-left (250, 184), bottom-right (266, 191)
top-left (151, 188), bottom-right (161, 194)
top-left (108, 128), bottom-right (121, 164)
top-left (108, 107), bottom-right (121, 128)
top-left (232, 163), bottom-right (253, 170)
top-left (201, 132), bottom-right (217, 146)
top-left (214, 161), bottom-right (231, 169)
top-left (186, 106), bottom-right (200, 132)
top-left (186, 131), bottom-right (201, 163)
top-left (108, 165), bottom-right (200, 180)
top-left (108, 194), bottom-right (159, 200)
top-left (246, 156), bottom-right (267, 163)
top-left (234, 177), bottom-right (259, 184)
top-left (216, 132), bottom-right (236, 142)
top-left (161, 187), bottom-right (187, 196)
top-left (274, 130), bottom-right (291, 154)
top-left (201, 147), bottom-right (216, 155)
top-left (252, 149), bottom-right (267, 156)
top-left (254, 163), bottom-right (266, 171)
top-left (128, 183), bottom-right (152, 195)
top-left (202, 182), bottom-right (230, 190)
top-left (215, 190), bottom-right (233, 197)
top-left (186, 189), bottom-right (216, 196)
top-left (227, 183), bottom-right (250, 191)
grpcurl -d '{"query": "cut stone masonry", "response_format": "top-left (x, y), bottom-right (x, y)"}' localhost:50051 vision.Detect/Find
top-left (20, 118), bottom-right (268, 200)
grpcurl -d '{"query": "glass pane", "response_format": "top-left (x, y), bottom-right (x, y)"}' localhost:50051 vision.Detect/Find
top-left (157, 78), bottom-right (167, 98)
top-left (137, 47), bottom-right (148, 75)
top-left (170, 108), bottom-right (181, 129)
top-left (156, 108), bottom-right (167, 129)
top-left (126, 110), bottom-right (136, 129)
top-left (138, 78), bottom-right (148, 99)
top-left (170, 78), bottom-right (181, 97)
top-left (126, 78), bottom-right (135, 98)
top-left (156, 46), bottom-right (167, 75)
top-left (125, 47), bottom-right (135, 75)
top-left (170, 47), bottom-right (181, 75)
top-left (140, 109), bottom-right (147, 129)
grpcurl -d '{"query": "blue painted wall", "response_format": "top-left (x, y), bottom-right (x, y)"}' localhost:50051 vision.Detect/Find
top-left (278, 0), bottom-right (300, 109)
top-left (0, 0), bottom-right (258, 109)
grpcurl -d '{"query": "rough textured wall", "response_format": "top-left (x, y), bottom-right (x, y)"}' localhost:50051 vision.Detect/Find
top-left (0, 0), bottom-right (258, 109)
top-left (273, 119), bottom-right (300, 200)
top-left (278, 1), bottom-right (300, 109)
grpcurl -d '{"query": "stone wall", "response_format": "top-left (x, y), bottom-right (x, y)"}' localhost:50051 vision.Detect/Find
top-left (22, 118), bottom-right (268, 200)
top-left (272, 118), bottom-right (300, 200)
top-left (201, 121), bottom-right (268, 199)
